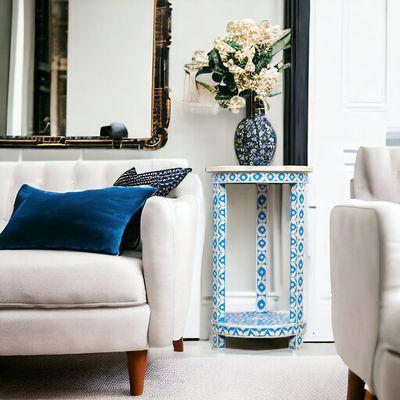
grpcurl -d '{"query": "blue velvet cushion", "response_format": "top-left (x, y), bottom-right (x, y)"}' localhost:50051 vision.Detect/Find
top-left (0, 184), bottom-right (156, 255)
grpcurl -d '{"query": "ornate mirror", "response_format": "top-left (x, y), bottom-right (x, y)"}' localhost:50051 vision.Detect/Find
top-left (0, 0), bottom-right (171, 149)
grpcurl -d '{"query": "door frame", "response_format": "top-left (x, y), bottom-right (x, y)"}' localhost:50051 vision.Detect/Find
top-left (284, 0), bottom-right (310, 166)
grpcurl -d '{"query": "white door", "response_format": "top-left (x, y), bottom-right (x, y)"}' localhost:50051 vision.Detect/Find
top-left (305, 0), bottom-right (391, 341)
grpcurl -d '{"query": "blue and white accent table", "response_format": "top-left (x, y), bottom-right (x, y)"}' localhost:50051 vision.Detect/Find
top-left (206, 165), bottom-right (312, 350)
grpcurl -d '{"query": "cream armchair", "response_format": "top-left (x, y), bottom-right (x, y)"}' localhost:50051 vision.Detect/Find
top-left (0, 159), bottom-right (204, 396)
top-left (330, 147), bottom-right (400, 400)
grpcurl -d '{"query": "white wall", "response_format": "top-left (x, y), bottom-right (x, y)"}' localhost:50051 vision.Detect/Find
top-left (0, 0), bottom-right (284, 339)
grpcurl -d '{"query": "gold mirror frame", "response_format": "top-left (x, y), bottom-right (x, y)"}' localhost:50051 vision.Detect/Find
top-left (0, 0), bottom-right (171, 150)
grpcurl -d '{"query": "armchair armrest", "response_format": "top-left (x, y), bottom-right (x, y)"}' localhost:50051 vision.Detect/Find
top-left (141, 186), bottom-right (203, 347)
top-left (330, 200), bottom-right (400, 388)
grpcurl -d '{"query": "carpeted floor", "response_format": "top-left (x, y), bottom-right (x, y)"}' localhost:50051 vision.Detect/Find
top-left (0, 343), bottom-right (347, 400)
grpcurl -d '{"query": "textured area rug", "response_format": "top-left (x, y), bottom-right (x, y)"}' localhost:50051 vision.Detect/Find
top-left (0, 352), bottom-right (347, 400)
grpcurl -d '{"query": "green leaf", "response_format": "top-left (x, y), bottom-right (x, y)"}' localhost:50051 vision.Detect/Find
top-left (255, 56), bottom-right (273, 74)
top-left (224, 39), bottom-right (242, 51)
top-left (215, 84), bottom-right (237, 100)
top-left (268, 29), bottom-right (291, 58)
top-left (207, 50), bottom-right (228, 76)
top-left (208, 49), bottom-right (221, 69)
top-left (215, 93), bottom-right (233, 100)
top-left (195, 66), bottom-right (213, 78)
top-left (212, 72), bottom-right (223, 83)
top-left (196, 81), bottom-right (217, 94)
top-left (223, 73), bottom-right (236, 91)
top-left (253, 47), bottom-right (273, 74)
top-left (274, 62), bottom-right (291, 73)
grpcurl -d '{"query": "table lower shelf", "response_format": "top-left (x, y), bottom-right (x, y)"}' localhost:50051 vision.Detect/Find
top-left (211, 311), bottom-right (305, 338)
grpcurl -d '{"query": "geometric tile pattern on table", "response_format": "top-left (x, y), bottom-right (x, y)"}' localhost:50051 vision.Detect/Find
top-left (212, 182), bottom-right (227, 349)
top-left (212, 311), bottom-right (305, 339)
top-left (212, 171), bottom-right (308, 184)
top-left (209, 169), bottom-right (309, 350)
top-left (256, 184), bottom-right (268, 312)
top-left (288, 182), bottom-right (306, 350)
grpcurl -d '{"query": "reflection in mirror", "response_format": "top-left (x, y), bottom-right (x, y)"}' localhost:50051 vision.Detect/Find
top-left (2, 0), bottom-right (153, 139)
top-left (34, 0), bottom-right (68, 135)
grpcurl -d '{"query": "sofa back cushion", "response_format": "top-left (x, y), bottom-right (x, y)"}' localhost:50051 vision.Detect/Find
top-left (354, 147), bottom-right (400, 202)
top-left (0, 159), bottom-right (188, 223)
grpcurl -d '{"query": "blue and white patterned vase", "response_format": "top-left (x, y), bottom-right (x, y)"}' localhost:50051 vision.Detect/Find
top-left (234, 112), bottom-right (277, 166)
top-left (234, 92), bottom-right (277, 166)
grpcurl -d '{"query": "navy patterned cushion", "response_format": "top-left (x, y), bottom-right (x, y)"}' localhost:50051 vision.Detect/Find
top-left (114, 167), bottom-right (192, 196)
top-left (114, 167), bottom-right (192, 249)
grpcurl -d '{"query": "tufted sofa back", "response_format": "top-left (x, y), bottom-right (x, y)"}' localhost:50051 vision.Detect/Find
top-left (0, 159), bottom-right (189, 224)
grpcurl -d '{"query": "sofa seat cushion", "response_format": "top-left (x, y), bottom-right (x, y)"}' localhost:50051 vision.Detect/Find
top-left (0, 250), bottom-right (146, 309)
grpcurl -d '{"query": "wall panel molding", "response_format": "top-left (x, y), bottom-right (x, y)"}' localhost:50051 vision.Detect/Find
top-left (342, 0), bottom-right (388, 111)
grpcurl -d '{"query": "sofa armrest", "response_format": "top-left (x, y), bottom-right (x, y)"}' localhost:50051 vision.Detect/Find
top-left (141, 192), bottom-right (202, 347)
top-left (330, 199), bottom-right (400, 388)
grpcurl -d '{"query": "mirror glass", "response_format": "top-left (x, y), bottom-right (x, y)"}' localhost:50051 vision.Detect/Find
top-left (0, 0), bottom-right (153, 138)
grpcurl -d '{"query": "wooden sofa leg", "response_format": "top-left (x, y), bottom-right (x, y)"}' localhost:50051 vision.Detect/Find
top-left (173, 337), bottom-right (184, 352)
top-left (364, 391), bottom-right (378, 400)
top-left (127, 350), bottom-right (148, 396)
top-left (347, 369), bottom-right (366, 400)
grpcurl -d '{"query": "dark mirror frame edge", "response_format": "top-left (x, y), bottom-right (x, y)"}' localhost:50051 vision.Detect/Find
top-left (0, 0), bottom-right (171, 150)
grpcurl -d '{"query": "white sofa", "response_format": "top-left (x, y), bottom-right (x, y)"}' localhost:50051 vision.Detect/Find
top-left (330, 147), bottom-right (400, 400)
top-left (0, 159), bottom-right (204, 396)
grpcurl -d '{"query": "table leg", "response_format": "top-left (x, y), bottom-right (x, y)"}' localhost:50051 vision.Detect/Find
top-left (288, 182), bottom-right (305, 349)
top-left (211, 182), bottom-right (227, 349)
top-left (256, 184), bottom-right (268, 313)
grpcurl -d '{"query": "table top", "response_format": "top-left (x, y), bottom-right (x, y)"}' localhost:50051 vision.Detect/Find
top-left (206, 165), bottom-right (313, 173)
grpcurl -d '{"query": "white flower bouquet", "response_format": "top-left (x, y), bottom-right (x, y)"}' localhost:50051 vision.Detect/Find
top-left (190, 19), bottom-right (291, 113)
